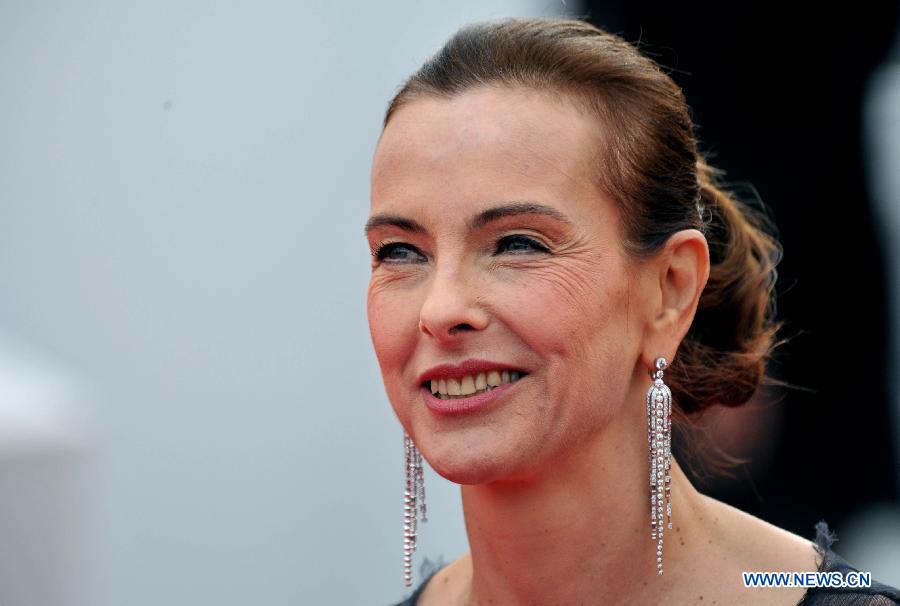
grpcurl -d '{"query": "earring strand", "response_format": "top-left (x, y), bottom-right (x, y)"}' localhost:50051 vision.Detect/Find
top-left (647, 356), bottom-right (673, 575)
top-left (403, 431), bottom-right (427, 587)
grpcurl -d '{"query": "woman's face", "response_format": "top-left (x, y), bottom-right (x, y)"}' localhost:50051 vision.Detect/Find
top-left (366, 86), bottom-right (652, 484)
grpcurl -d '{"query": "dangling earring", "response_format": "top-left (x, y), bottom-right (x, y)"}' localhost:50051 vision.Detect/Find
top-left (403, 431), bottom-right (427, 587)
top-left (647, 356), bottom-right (672, 576)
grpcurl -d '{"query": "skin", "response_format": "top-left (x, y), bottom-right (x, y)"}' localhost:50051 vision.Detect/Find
top-left (366, 86), bottom-right (820, 605)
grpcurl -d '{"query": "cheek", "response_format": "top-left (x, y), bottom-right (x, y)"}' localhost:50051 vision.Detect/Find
top-left (366, 280), bottom-right (419, 388)
top-left (501, 258), bottom-right (635, 419)
top-left (504, 257), bottom-right (629, 353)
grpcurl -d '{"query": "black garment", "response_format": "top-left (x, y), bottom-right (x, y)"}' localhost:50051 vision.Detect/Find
top-left (798, 521), bottom-right (900, 606)
top-left (388, 521), bottom-right (900, 605)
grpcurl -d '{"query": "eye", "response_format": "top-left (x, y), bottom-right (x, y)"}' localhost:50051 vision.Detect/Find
top-left (495, 235), bottom-right (549, 255)
top-left (373, 242), bottom-right (427, 263)
top-left (372, 235), bottom-right (548, 264)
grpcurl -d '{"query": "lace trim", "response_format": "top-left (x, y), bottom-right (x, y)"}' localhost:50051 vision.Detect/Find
top-left (797, 520), bottom-right (900, 605)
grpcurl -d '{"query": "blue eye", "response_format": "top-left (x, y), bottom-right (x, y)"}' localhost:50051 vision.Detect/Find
top-left (372, 235), bottom-right (549, 265)
top-left (496, 235), bottom-right (549, 254)
top-left (374, 242), bottom-right (426, 263)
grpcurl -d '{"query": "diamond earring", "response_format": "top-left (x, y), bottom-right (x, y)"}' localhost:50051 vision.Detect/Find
top-left (403, 431), bottom-right (427, 587)
top-left (647, 356), bottom-right (672, 576)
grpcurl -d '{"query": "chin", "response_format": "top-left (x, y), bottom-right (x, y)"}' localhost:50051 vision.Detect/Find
top-left (422, 437), bottom-right (526, 485)
top-left (431, 461), bottom-right (494, 485)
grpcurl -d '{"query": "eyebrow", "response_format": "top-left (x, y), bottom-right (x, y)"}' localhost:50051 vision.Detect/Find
top-left (363, 201), bottom-right (572, 236)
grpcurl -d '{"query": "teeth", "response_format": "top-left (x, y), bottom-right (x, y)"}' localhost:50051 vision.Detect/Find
top-left (487, 371), bottom-right (501, 387)
top-left (427, 369), bottom-right (525, 399)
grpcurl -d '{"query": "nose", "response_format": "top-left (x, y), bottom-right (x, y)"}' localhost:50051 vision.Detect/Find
top-left (418, 262), bottom-right (489, 345)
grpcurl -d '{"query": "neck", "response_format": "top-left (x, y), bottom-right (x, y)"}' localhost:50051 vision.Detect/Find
top-left (457, 375), bottom-right (704, 605)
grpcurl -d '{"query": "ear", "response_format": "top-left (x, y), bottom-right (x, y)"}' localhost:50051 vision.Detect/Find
top-left (641, 229), bottom-right (710, 369)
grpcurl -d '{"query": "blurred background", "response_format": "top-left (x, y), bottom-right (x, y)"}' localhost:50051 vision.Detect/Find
top-left (0, 1), bottom-right (897, 605)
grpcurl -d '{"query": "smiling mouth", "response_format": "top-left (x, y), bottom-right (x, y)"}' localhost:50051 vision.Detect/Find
top-left (422, 370), bottom-right (527, 400)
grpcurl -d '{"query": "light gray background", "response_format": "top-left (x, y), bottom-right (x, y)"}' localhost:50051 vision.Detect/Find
top-left (3, 2), bottom-right (899, 605)
top-left (0, 1), bottom-right (570, 605)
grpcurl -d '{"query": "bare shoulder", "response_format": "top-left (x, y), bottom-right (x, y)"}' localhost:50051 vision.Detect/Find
top-left (684, 494), bottom-right (821, 606)
top-left (417, 553), bottom-right (472, 606)
top-left (697, 493), bottom-right (821, 571)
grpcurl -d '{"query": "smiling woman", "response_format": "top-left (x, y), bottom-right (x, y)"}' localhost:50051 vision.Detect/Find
top-left (365, 17), bottom-right (900, 606)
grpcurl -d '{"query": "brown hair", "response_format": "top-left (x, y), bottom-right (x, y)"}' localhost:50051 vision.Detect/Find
top-left (382, 17), bottom-right (788, 477)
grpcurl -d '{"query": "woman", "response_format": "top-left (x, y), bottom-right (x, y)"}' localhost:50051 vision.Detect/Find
top-left (365, 17), bottom-right (900, 606)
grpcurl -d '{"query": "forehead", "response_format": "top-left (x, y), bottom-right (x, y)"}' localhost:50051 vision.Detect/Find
top-left (371, 86), bottom-right (605, 219)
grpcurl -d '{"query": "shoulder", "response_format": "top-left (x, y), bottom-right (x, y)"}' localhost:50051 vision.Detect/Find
top-left (386, 574), bottom-right (436, 606)
top-left (387, 557), bottom-right (459, 606)
top-left (675, 495), bottom-right (818, 605)
top-left (682, 496), bottom-right (900, 606)
top-left (416, 553), bottom-right (470, 606)
top-left (697, 494), bottom-right (821, 572)
top-left (796, 521), bottom-right (900, 606)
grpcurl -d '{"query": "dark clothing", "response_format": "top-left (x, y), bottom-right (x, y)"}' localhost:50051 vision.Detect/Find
top-left (798, 521), bottom-right (900, 606)
top-left (389, 521), bottom-right (899, 605)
